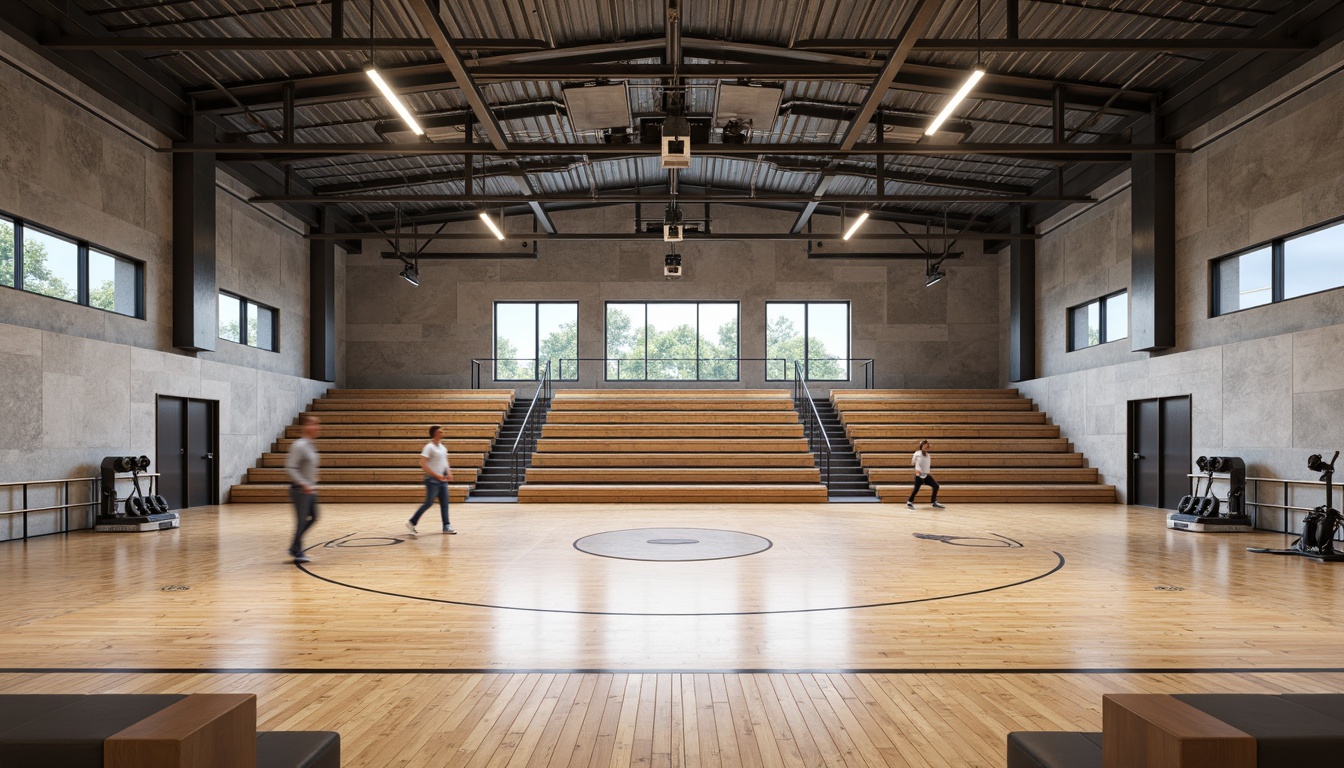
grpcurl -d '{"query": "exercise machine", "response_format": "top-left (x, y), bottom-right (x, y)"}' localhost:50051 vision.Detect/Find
top-left (96, 455), bottom-right (179, 532)
top-left (1167, 455), bottom-right (1253, 533)
top-left (1248, 451), bottom-right (1344, 562)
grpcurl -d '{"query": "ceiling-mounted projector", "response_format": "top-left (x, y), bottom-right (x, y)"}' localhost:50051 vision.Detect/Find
top-left (661, 115), bottom-right (691, 169)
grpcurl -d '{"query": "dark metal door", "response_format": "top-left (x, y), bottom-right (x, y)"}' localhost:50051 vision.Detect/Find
top-left (155, 397), bottom-right (186, 510)
top-left (1131, 399), bottom-right (1162, 507)
top-left (185, 399), bottom-right (216, 507)
top-left (1160, 397), bottom-right (1192, 510)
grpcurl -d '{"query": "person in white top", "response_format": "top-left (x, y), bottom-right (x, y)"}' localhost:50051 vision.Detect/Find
top-left (906, 439), bottom-right (945, 509)
top-left (406, 425), bottom-right (456, 534)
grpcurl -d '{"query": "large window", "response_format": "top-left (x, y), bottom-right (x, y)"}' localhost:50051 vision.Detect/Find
top-left (0, 214), bottom-right (143, 317)
top-left (765, 302), bottom-right (851, 380)
top-left (605, 302), bottom-right (739, 381)
top-left (1069, 290), bottom-right (1128, 351)
top-left (1214, 218), bottom-right (1344, 315)
top-left (1, 217), bottom-right (14, 288)
top-left (494, 301), bottom-right (579, 381)
top-left (218, 291), bottom-right (279, 351)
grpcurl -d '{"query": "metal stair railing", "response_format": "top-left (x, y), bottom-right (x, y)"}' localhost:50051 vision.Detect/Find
top-left (510, 361), bottom-right (552, 492)
top-left (792, 361), bottom-right (832, 490)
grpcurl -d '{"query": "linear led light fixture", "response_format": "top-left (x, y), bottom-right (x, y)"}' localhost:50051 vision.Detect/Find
top-left (479, 211), bottom-right (506, 240)
top-left (925, 68), bottom-right (985, 136)
top-left (842, 211), bottom-right (870, 241)
top-left (366, 65), bottom-right (424, 136)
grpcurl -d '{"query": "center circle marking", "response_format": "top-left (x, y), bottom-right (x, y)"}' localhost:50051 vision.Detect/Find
top-left (576, 528), bottom-right (772, 561)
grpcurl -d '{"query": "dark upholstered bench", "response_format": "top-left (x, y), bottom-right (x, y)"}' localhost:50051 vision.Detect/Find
top-left (1008, 693), bottom-right (1344, 768)
top-left (0, 694), bottom-right (339, 768)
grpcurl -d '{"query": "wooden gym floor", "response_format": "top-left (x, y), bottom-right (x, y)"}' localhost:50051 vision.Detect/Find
top-left (2, 502), bottom-right (1343, 766)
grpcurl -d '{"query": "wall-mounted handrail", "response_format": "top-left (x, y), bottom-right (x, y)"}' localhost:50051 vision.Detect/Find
top-left (1187, 471), bottom-right (1344, 535)
top-left (510, 361), bottom-right (551, 492)
top-left (0, 473), bottom-right (159, 542)
top-left (793, 361), bottom-right (833, 491)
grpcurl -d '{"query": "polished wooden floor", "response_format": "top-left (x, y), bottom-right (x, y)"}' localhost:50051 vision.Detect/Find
top-left (2, 503), bottom-right (1343, 766)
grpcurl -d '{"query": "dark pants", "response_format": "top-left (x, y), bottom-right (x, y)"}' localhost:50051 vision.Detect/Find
top-left (410, 477), bottom-right (450, 527)
top-left (908, 474), bottom-right (940, 503)
top-left (289, 486), bottom-right (319, 555)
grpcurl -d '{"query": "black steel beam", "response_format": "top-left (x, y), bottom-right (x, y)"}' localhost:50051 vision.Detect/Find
top-left (181, 40), bottom-right (1154, 115)
top-left (171, 141), bottom-right (1181, 157)
top-left (45, 36), bottom-right (546, 51)
top-left (791, 0), bottom-right (947, 234)
top-left (796, 37), bottom-right (1315, 53)
top-left (1008, 207), bottom-right (1035, 382)
top-left (1130, 116), bottom-right (1176, 353)
top-left (172, 117), bottom-right (217, 352)
top-left (407, 0), bottom-right (556, 234)
top-left (310, 210), bottom-right (337, 382)
top-left (307, 231), bottom-right (1037, 241)
top-left (254, 192), bottom-right (1094, 205)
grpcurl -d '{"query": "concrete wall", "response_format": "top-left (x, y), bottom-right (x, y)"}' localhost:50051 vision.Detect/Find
top-left (1005, 42), bottom-right (1344, 512)
top-left (344, 205), bottom-right (1001, 390)
top-left (0, 31), bottom-right (335, 536)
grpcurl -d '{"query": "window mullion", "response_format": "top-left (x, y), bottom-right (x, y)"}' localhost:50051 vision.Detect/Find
top-left (13, 222), bottom-right (23, 291)
top-left (1272, 239), bottom-right (1285, 303)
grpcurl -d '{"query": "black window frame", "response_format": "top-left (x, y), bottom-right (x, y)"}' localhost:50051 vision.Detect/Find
top-left (218, 290), bottom-right (281, 352)
top-left (764, 300), bottom-right (852, 381)
top-left (0, 211), bottom-right (145, 318)
top-left (1068, 289), bottom-right (1128, 351)
top-left (602, 300), bottom-right (741, 382)
top-left (492, 300), bottom-right (580, 382)
top-left (1212, 215), bottom-right (1344, 317)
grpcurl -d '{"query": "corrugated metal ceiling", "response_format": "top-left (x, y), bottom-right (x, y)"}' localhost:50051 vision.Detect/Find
top-left (72, 0), bottom-right (1301, 227)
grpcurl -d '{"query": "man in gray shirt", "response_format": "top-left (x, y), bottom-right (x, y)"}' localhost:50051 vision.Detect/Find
top-left (285, 414), bottom-right (321, 563)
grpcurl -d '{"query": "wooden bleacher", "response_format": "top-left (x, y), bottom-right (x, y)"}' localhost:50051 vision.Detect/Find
top-left (518, 389), bottom-right (828, 503)
top-left (229, 389), bottom-right (513, 503)
top-left (832, 389), bottom-right (1116, 504)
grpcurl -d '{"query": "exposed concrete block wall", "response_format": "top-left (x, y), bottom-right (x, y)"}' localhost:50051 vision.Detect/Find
top-left (1004, 43), bottom-right (1344, 508)
top-left (344, 205), bottom-right (1001, 390)
top-left (0, 31), bottom-right (334, 534)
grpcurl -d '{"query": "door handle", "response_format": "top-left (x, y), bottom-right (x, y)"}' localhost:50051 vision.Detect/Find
top-left (1133, 453), bottom-right (1144, 460)
top-left (203, 453), bottom-right (214, 460)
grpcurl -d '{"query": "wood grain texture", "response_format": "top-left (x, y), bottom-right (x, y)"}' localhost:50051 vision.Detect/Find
top-left (5, 503), bottom-right (1344, 767)
top-left (1102, 694), bottom-right (1255, 768)
top-left (105, 693), bottom-right (257, 768)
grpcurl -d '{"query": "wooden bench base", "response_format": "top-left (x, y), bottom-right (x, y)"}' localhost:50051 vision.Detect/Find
top-left (525, 468), bottom-right (822, 483)
top-left (876, 483), bottom-right (1116, 503)
top-left (230, 484), bottom-right (471, 504)
top-left (518, 484), bottom-right (829, 503)
top-left (529, 453), bottom-right (818, 468)
top-left (866, 468), bottom-right (1099, 484)
top-left (247, 468), bottom-right (479, 484)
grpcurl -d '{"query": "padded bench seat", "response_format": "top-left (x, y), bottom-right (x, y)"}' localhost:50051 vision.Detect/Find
top-left (1008, 693), bottom-right (1344, 768)
top-left (0, 694), bottom-right (187, 768)
top-left (257, 731), bottom-right (341, 768)
top-left (1006, 731), bottom-right (1101, 768)
top-left (0, 695), bottom-right (340, 768)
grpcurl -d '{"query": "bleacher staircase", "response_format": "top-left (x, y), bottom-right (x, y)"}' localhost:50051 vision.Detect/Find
top-left (517, 389), bottom-right (829, 503)
top-left (832, 388), bottom-right (1116, 503)
top-left (229, 389), bottom-right (513, 503)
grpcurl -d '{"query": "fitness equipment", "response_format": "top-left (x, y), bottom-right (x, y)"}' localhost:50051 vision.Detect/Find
top-left (96, 455), bottom-right (180, 533)
top-left (1167, 455), bottom-right (1253, 533)
top-left (1249, 451), bottom-right (1344, 562)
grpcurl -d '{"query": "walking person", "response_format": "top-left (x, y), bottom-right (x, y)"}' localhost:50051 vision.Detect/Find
top-left (906, 439), bottom-right (945, 509)
top-left (285, 414), bottom-right (321, 563)
top-left (407, 425), bottom-right (456, 535)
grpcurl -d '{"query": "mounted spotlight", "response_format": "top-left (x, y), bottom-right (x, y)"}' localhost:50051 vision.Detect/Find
top-left (398, 256), bottom-right (420, 286)
top-left (603, 126), bottom-right (632, 144)
top-left (663, 204), bottom-right (685, 242)
top-left (925, 257), bottom-right (947, 287)
top-left (661, 115), bottom-right (692, 169)
top-left (664, 252), bottom-right (683, 280)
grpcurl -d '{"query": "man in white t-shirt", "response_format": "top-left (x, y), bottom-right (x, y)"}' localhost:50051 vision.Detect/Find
top-left (906, 439), bottom-right (945, 510)
top-left (406, 425), bottom-right (456, 534)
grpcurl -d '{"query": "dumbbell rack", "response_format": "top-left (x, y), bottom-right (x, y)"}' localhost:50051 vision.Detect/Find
top-left (95, 469), bottom-right (180, 533)
top-left (1167, 468), bottom-right (1253, 533)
